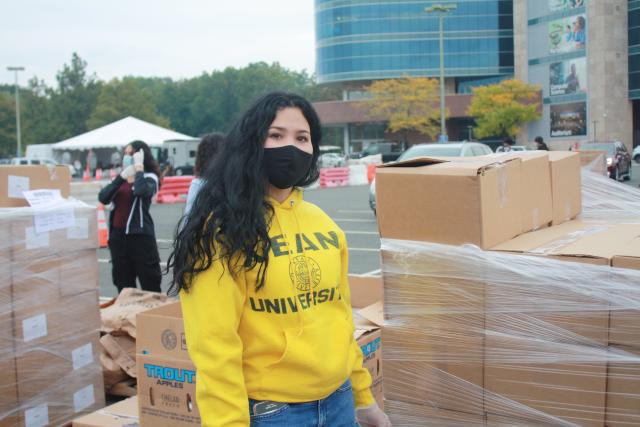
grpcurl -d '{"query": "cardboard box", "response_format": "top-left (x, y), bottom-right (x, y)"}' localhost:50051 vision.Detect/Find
top-left (385, 399), bottom-right (487, 426)
top-left (0, 356), bottom-right (18, 427)
top-left (609, 233), bottom-right (640, 348)
top-left (0, 165), bottom-right (71, 207)
top-left (72, 396), bottom-right (139, 427)
top-left (376, 156), bottom-right (523, 249)
top-left (137, 353), bottom-right (200, 427)
top-left (485, 334), bottom-right (608, 427)
top-left (136, 302), bottom-right (189, 361)
top-left (17, 367), bottom-right (105, 427)
top-left (10, 205), bottom-right (98, 262)
top-left (13, 291), bottom-right (100, 354)
top-left (492, 152), bottom-right (553, 233)
top-left (606, 346), bottom-right (640, 427)
top-left (548, 152), bottom-right (581, 225)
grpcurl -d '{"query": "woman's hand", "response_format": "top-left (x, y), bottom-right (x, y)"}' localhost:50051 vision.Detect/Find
top-left (356, 403), bottom-right (392, 427)
top-left (133, 150), bottom-right (144, 172)
top-left (120, 165), bottom-right (136, 180)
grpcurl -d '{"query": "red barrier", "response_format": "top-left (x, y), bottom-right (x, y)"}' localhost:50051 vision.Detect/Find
top-left (319, 167), bottom-right (350, 188)
top-left (156, 175), bottom-right (194, 204)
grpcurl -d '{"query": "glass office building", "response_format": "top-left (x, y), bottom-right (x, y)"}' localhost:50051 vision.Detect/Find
top-left (316, 0), bottom-right (514, 87)
top-left (313, 0), bottom-right (515, 151)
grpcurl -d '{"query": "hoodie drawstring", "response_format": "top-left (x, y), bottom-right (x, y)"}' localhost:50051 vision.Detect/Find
top-left (271, 196), bottom-right (306, 336)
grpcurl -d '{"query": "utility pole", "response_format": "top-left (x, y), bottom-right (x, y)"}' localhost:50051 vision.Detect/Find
top-left (426, 3), bottom-right (457, 143)
top-left (7, 66), bottom-right (25, 157)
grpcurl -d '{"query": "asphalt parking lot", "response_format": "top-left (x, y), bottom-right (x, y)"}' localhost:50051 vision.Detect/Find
top-left (97, 185), bottom-right (380, 298)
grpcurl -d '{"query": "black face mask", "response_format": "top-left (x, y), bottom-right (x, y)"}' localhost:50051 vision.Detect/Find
top-left (263, 145), bottom-right (313, 189)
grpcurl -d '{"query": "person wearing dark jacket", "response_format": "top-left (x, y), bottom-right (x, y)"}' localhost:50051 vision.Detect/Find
top-left (98, 140), bottom-right (162, 293)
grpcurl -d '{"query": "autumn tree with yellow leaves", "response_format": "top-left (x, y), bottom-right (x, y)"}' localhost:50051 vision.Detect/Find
top-left (360, 77), bottom-right (441, 143)
top-left (467, 79), bottom-right (541, 139)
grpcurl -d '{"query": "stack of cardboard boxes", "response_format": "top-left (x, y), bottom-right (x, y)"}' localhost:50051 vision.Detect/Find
top-left (0, 166), bottom-right (105, 426)
top-left (376, 151), bottom-right (640, 426)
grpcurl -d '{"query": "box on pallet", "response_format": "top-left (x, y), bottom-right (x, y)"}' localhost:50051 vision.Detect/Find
top-left (135, 275), bottom-right (384, 426)
top-left (72, 396), bottom-right (139, 427)
top-left (0, 165), bottom-right (71, 208)
top-left (0, 198), bottom-right (105, 427)
top-left (375, 156), bottom-right (524, 249)
top-left (380, 219), bottom-right (640, 426)
top-left (548, 151), bottom-right (581, 225)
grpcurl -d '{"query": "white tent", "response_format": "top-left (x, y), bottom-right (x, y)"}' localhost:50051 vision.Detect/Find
top-left (51, 116), bottom-right (193, 150)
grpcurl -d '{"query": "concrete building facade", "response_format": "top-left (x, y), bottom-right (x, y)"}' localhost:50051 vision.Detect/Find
top-left (514, 0), bottom-right (633, 150)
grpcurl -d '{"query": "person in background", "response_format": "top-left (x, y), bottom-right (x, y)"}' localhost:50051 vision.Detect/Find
top-left (111, 149), bottom-right (122, 170)
top-left (573, 16), bottom-right (586, 49)
top-left (169, 92), bottom-right (391, 427)
top-left (501, 136), bottom-right (515, 152)
top-left (98, 140), bottom-right (163, 294)
top-left (183, 133), bottom-right (225, 218)
top-left (534, 136), bottom-right (549, 151)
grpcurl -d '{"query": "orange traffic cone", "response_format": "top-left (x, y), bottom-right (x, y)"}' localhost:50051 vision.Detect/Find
top-left (97, 204), bottom-right (108, 248)
top-left (83, 168), bottom-right (91, 182)
top-left (95, 168), bottom-right (103, 181)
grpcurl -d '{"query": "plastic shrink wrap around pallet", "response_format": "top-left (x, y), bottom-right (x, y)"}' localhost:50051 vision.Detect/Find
top-left (381, 172), bottom-right (640, 427)
top-left (0, 200), bottom-right (105, 427)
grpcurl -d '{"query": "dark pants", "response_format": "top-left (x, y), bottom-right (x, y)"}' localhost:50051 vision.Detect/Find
top-left (108, 228), bottom-right (162, 293)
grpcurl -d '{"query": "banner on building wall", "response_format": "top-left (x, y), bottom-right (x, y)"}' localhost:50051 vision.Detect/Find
top-left (548, 0), bottom-right (584, 12)
top-left (548, 14), bottom-right (586, 54)
top-left (550, 101), bottom-right (587, 137)
top-left (549, 57), bottom-right (587, 96)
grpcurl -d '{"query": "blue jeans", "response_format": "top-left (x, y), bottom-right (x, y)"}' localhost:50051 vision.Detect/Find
top-left (249, 379), bottom-right (357, 427)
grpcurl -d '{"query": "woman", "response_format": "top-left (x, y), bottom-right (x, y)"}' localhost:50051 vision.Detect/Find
top-left (98, 140), bottom-right (162, 293)
top-left (169, 92), bottom-right (391, 427)
top-left (183, 132), bottom-right (225, 217)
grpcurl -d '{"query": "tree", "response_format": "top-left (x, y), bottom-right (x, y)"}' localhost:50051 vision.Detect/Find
top-left (0, 92), bottom-right (16, 157)
top-left (467, 79), bottom-right (541, 139)
top-left (87, 78), bottom-right (169, 129)
top-left (48, 53), bottom-right (102, 139)
top-left (359, 78), bottom-right (441, 143)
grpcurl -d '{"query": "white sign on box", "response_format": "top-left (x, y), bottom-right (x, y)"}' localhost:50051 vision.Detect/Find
top-left (24, 403), bottom-right (49, 427)
top-left (23, 189), bottom-right (76, 234)
top-left (73, 384), bottom-right (95, 412)
top-left (8, 175), bottom-right (29, 199)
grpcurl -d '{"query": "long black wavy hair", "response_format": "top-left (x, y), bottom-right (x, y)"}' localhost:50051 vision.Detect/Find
top-left (167, 92), bottom-right (322, 295)
top-left (129, 140), bottom-right (162, 187)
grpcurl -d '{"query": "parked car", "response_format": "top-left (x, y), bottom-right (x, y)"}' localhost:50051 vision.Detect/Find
top-left (318, 152), bottom-right (346, 168)
top-left (575, 142), bottom-right (632, 181)
top-left (10, 157), bottom-right (76, 177)
top-left (351, 142), bottom-right (403, 163)
top-left (633, 145), bottom-right (640, 164)
top-left (368, 142), bottom-right (493, 213)
top-left (495, 145), bottom-right (530, 153)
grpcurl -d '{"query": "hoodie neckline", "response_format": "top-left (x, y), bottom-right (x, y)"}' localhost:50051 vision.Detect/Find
top-left (266, 187), bottom-right (303, 210)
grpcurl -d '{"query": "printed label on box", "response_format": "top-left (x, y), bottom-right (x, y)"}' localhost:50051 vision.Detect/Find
top-left (24, 403), bottom-right (49, 427)
top-left (8, 175), bottom-right (29, 199)
top-left (34, 208), bottom-right (75, 233)
top-left (72, 342), bottom-right (94, 370)
top-left (22, 313), bottom-right (48, 342)
top-left (67, 217), bottom-right (89, 240)
top-left (73, 384), bottom-right (95, 413)
top-left (25, 226), bottom-right (50, 250)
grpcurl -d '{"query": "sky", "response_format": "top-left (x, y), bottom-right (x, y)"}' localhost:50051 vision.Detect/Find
top-left (1, 0), bottom-right (316, 86)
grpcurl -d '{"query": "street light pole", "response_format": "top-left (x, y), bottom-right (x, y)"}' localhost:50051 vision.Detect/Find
top-left (592, 120), bottom-right (597, 143)
top-left (7, 66), bottom-right (25, 157)
top-left (426, 3), bottom-right (457, 143)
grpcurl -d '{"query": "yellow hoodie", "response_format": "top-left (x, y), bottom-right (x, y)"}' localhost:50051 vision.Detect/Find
top-left (180, 188), bottom-right (374, 427)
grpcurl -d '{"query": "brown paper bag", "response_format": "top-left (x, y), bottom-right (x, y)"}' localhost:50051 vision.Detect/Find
top-left (100, 288), bottom-right (173, 337)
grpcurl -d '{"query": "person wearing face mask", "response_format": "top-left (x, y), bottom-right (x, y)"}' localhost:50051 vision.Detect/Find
top-left (168, 92), bottom-right (392, 427)
top-left (98, 140), bottom-right (163, 294)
